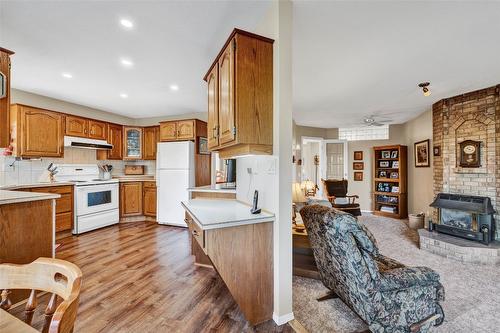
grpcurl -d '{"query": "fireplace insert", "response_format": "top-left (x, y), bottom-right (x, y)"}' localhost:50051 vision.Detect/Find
top-left (430, 193), bottom-right (496, 244)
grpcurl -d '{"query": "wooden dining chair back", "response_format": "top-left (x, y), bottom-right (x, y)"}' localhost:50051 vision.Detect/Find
top-left (0, 258), bottom-right (82, 333)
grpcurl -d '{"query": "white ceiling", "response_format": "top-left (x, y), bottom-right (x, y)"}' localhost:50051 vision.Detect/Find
top-left (2, 1), bottom-right (500, 127)
top-left (0, 1), bottom-right (270, 118)
top-left (293, 1), bottom-right (500, 128)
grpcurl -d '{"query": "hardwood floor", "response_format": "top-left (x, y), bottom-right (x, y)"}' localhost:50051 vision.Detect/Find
top-left (9, 221), bottom-right (292, 333)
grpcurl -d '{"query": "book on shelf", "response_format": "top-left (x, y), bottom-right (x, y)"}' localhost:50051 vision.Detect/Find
top-left (380, 206), bottom-right (397, 213)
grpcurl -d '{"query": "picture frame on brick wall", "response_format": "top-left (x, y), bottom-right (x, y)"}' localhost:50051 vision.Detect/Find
top-left (433, 145), bottom-right (441, 157)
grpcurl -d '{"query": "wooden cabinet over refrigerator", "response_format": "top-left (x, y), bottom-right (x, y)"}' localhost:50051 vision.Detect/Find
top-left (203, 29), bottom-right (274, 159)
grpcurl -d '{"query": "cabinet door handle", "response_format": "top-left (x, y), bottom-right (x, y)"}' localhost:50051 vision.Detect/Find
top-left (212, 127), bottom-right (217, 139)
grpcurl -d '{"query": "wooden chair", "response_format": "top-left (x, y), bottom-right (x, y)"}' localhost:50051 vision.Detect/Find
top-left (0, 258), bottom-right (82, 333)
top-left (321, 178), bottom-right (362, 216)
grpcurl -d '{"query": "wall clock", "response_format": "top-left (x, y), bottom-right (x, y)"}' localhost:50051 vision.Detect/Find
top-left (459, 140), bottom-right (481, 168)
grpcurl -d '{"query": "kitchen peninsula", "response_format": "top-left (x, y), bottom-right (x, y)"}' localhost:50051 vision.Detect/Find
top-left (181, 199), bottom-right (274, 325)
top-left (0, 189), bottom-right (59, 302)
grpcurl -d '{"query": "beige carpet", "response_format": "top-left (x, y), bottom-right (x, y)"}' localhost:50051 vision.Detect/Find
top-left (292, 214), bottom-right (500, 333)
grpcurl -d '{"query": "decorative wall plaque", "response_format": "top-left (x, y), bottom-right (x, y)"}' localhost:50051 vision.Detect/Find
top-left (459, 140), bottom-right (481, 168)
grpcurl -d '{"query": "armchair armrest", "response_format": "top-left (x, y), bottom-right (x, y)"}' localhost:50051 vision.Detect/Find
top-left (379, 266), bottom-right (440, 292)
top-left (345, 194), bottom-right (359, 204)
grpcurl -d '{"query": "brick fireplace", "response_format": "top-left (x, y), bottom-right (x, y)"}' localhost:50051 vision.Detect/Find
top-left (432, 85), bottom-right (500, 240)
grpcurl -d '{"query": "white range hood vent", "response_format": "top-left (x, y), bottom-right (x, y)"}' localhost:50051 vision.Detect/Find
top-left (64, 136), bottom-right (113, 150)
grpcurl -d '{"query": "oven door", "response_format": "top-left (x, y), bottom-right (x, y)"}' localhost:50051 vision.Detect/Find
top-left (76, 183), bottom-right (119, 216)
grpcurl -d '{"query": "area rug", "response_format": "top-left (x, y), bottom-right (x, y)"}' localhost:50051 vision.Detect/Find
top-left (292, 214), bottom-right (500, 333)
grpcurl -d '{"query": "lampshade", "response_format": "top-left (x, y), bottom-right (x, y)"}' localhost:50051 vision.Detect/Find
top-left (292, 182), bottom-right (307, 203)
top-left (302, 180), bottom-right (315, 191)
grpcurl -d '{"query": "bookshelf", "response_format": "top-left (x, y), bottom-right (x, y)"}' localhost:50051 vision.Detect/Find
top-left (372, 145), bottom-right (407, 219)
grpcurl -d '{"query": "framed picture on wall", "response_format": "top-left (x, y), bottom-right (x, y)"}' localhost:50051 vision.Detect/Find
top-left (353, 162), bottom-right (364, 170)
top-left (354, 172), bottom-right (363, 181)
top-left (198, 137), bottom-right (210, 155)
top-left (414, 139), bottom-right (430, 167)
top-left (433, 145), bottom-right (441, 157)
top-left (354, 151), bottom-right (363, 160)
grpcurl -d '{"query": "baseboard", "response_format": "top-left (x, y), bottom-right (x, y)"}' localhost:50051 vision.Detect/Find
top-left (273, 312), bottom-right (294, 326)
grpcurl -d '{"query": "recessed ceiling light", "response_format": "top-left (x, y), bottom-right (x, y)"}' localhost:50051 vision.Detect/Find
top-left (170, 84), bottom-right (179, 91)
top-left (120, 58), bottom-right (133, 67)
top-left (62, 72), bottom-right (73, 79)
top-left (120, 19), bottom-right (134, 29)
top-left (120, 93), bottom-right (128, 98)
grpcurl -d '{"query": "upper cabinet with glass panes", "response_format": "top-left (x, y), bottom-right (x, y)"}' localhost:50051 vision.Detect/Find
top-left (123, 127), bottom-right (143, 160)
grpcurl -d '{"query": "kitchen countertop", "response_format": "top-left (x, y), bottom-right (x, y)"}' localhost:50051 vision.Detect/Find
top-left (0, 189), bottom-right (60, 205)
top-left (187, 184), bottom-right (236, 194)
top-left (181, 199), bottom-right (274, 230)
top-left (0, 182), bottom-right (75, 190)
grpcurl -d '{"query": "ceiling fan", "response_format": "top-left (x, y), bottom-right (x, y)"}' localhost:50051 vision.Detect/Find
top-left (362, 115), bottom-right (393, 127)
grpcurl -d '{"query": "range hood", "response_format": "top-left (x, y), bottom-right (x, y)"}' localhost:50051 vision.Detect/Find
top-left (64, 136), bottom-right (113, 150)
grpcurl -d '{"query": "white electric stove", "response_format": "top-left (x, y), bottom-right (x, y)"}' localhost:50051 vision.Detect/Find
top-left (54, 164), bottom-right (119, 234)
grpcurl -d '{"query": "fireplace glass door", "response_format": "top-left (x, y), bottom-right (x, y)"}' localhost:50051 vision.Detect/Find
top-left (440, 208), bottom-right (475, 231)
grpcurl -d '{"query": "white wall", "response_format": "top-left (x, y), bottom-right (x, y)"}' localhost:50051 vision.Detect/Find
top-left (404, 109), bottom-right (434, 214)
top-left (236, 0), bottom-right (294, 325)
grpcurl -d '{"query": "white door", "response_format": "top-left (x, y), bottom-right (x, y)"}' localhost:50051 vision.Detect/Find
top-left (157, 169), bottom-right (190, 227)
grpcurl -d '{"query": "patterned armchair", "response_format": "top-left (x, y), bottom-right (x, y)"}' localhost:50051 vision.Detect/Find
top-left (300, 205), bottom-right (445, 333)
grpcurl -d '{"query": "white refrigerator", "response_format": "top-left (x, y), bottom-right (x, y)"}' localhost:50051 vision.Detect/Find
top-left (156, 141), bottom-right (195, 227)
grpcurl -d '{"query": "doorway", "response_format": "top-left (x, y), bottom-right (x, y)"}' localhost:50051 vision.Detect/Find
top-left (300, 138), bottom-right (348, 198)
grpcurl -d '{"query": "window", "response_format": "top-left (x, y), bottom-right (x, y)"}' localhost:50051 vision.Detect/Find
top-left (339, 125), bottom-right (389, 141)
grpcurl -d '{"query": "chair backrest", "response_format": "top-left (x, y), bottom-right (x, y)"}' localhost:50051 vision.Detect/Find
top-left (0, 258), bottom-right (82, 333)
top-left (322, 178), bottom-right (348, 198)
top-left (300, 205), bottom-right (381, 316)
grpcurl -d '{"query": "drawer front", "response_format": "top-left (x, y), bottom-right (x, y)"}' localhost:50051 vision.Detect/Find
top-left (56, 212), bottom-right (72, 232)
top-left (143, 181), bottom-right (156, 189)
top-left (56, 193), bottom-right (73, 214)
top-left (189, 217), bottom-right (204, 250)
top-left (31, 185), bottom-right (72, 195)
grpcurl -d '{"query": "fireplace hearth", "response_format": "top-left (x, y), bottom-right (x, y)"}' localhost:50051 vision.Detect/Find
top-left (430, 193), bottom-right (496, 245)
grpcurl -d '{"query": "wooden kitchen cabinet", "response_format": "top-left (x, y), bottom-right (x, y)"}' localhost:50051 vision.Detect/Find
top-left (206, 65), bottom-right (219, 149)
top-left (65, 115), bottom-right (88, 137)
top-left (159, 121), bottom-right (177, 141)
top-left (159, 120), bottom-right (197, 142)
top-left (123, 127), bottom-right (143, 160)
top-left (177, 120), bottom-right (195, 140)
top-left (143, 182), bottom-right (157, 217)
top-left (98, 123), bottom-right (123, 160)
top-left (66, 115), bottom-right (107, 141)
top-left (203, 29), bottom-right (274, 158)
top-left (143, 126), bottom-right (159, 160)
top-left (10, 104), bottom-right (64, 157)
top-left (120, 182), bottom-right (143, 217)
top-left (28, 185), bottom-right (74, 233)
top-left (0, 47), bottom-right (14, 148)
top-left (88, 119), bottom-right (108, 140)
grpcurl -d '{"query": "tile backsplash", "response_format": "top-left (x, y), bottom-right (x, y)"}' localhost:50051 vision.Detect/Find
top-left (0, 148), bottom-right (156, 186)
